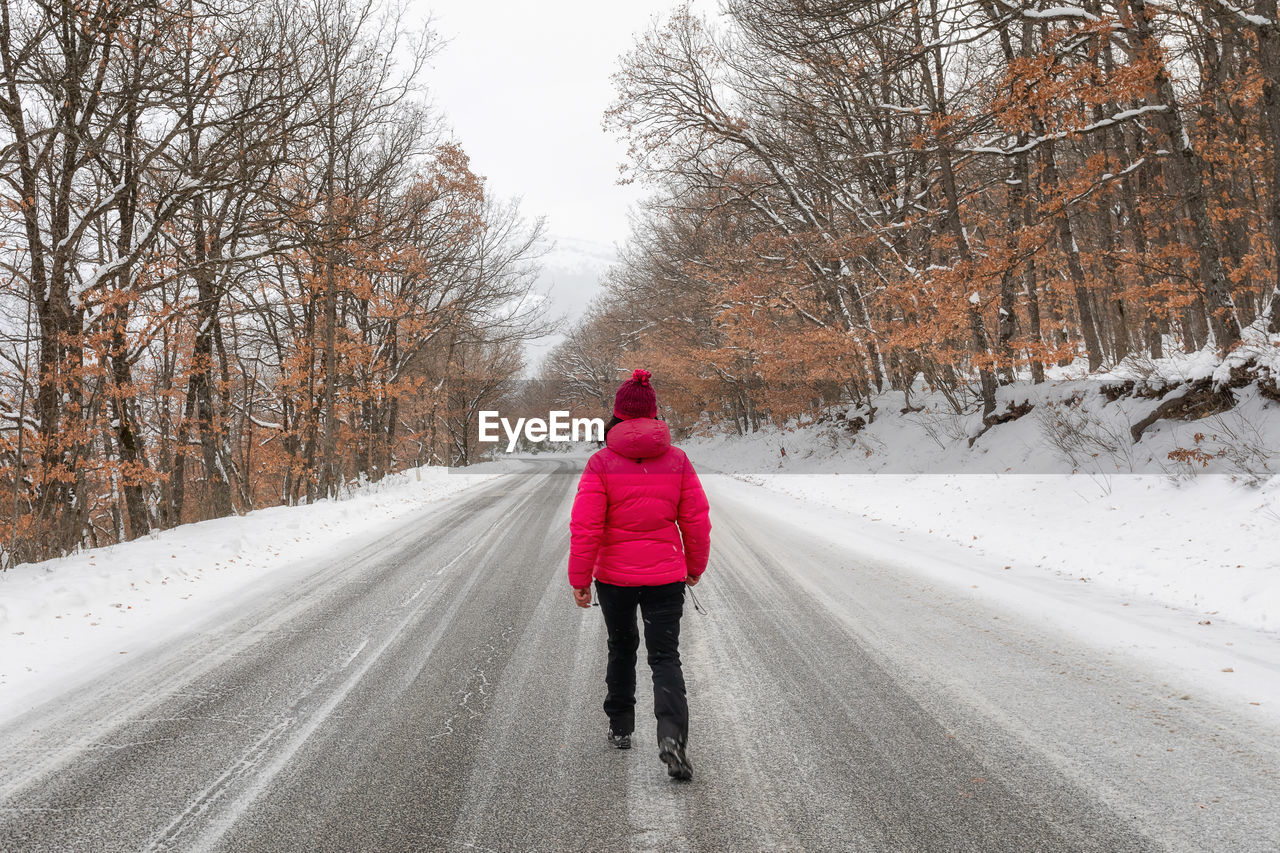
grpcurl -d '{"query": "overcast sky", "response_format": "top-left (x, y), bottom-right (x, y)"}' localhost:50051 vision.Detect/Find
top-left (405, 0), bottom-right (701, 368)
top-left (418, 0), bottom-right (674, 246)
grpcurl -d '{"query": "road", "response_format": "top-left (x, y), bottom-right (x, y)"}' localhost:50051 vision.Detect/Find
top-left (1, 459), bottom-right (1277, 852)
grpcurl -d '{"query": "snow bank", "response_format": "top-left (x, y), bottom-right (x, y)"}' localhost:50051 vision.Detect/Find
top-left (0, 462), bottom-right (512, 720)
top-left (683, 368), bottom-right (1280, 632)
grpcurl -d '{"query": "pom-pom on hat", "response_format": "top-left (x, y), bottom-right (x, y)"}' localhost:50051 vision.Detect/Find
top-left (613, 368), bottom-right (658, 420)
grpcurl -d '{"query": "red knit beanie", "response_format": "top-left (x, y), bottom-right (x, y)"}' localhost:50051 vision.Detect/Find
top-left (613, 369), bottom-right (658, 420)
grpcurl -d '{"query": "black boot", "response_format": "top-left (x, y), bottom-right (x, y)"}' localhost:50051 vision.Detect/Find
top-left (658, 737), bottom-right (692, 780)
top-left (608, 731), bottom-right (632, 750)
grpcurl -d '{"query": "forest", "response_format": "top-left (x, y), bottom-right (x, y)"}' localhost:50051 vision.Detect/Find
top-left (540, 0), bottom-right (1280, 439)
top-left (6, 0), bottom-right (1280, 564)
top-left (0, 0), bottom-right (548, 564)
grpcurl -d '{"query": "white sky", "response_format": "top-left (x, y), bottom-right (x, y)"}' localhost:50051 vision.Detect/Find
top-left (405, 0), bottom-right (713, 369)
top-left (412, 0), bottom-right (684, 249)
top-left (404, 0), bottom-right (703, 368)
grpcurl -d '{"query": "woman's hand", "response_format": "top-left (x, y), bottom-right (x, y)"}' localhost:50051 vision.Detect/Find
top-left (573, 587), bottom-right (592, 608)
top-left (685, 574), bottom-right (700, 586)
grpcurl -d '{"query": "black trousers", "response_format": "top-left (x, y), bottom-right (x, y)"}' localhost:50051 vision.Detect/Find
top-left (594, 580), bottom-right (688, 744)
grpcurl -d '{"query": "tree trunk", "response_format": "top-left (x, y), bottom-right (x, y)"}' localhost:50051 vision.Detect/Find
top-left (189, 258), bottom-right (234, 518)
top-left (917, 5), bottom-right (997, 414)
top-left (1256, 0), bottom-right (1280, 332)
top-left (1127, 0), bottom-right (1242, 347)
top-left (1041, 136), bottom-right (1104, 371)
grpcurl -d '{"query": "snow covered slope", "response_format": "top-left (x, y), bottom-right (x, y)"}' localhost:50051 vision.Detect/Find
top-left (682, 349), bottom-right (1280, 633)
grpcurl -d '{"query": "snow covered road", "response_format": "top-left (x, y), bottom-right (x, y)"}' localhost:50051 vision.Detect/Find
top-left (1, 459), bottom-right (1278, 852)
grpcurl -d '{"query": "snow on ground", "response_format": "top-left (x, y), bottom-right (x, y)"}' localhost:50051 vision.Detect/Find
top-left (0, 462), bottom-right (513, 722)
top-left (4, 326), bottom-right (1277, 727)
top-left (683, 379), bottom-right (1280, 635)
top-left (700, 472), bottom-right (1280, 719)
top-left (676, 341), bottom-right (1280, 711)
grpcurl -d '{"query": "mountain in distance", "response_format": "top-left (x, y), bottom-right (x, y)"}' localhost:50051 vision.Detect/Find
top-left (524, 233), bottom-right (619, 371)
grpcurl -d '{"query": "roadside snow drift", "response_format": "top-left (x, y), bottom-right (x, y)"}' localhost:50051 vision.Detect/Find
top-left (0, 463), bottom-right (510, 721)
top-left (681, 351), bottom-right (1280, 634)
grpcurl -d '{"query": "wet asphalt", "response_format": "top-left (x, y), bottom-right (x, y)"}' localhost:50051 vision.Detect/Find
top-left (1, 459), bottom-right (1277, 852)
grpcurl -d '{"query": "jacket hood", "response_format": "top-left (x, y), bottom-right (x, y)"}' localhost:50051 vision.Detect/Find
top-left (606, 417), bottom-right (672, 460)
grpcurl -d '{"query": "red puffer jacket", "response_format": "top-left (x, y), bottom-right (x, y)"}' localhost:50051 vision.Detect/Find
top-left (568, 418), bottom-right (711, 589)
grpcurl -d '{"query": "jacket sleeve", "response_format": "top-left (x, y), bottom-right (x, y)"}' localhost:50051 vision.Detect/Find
top-left (676, 457), bottom-right (711, 577)
top-left (568, 456), bottom-right (607, 588)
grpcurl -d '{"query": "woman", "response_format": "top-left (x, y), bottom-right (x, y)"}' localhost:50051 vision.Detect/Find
top-left (569, 369), bottom-right (711, 781)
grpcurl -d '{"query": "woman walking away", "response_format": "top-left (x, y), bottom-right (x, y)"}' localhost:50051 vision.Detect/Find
top-left (569, 369), bottom-right (711, 781)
